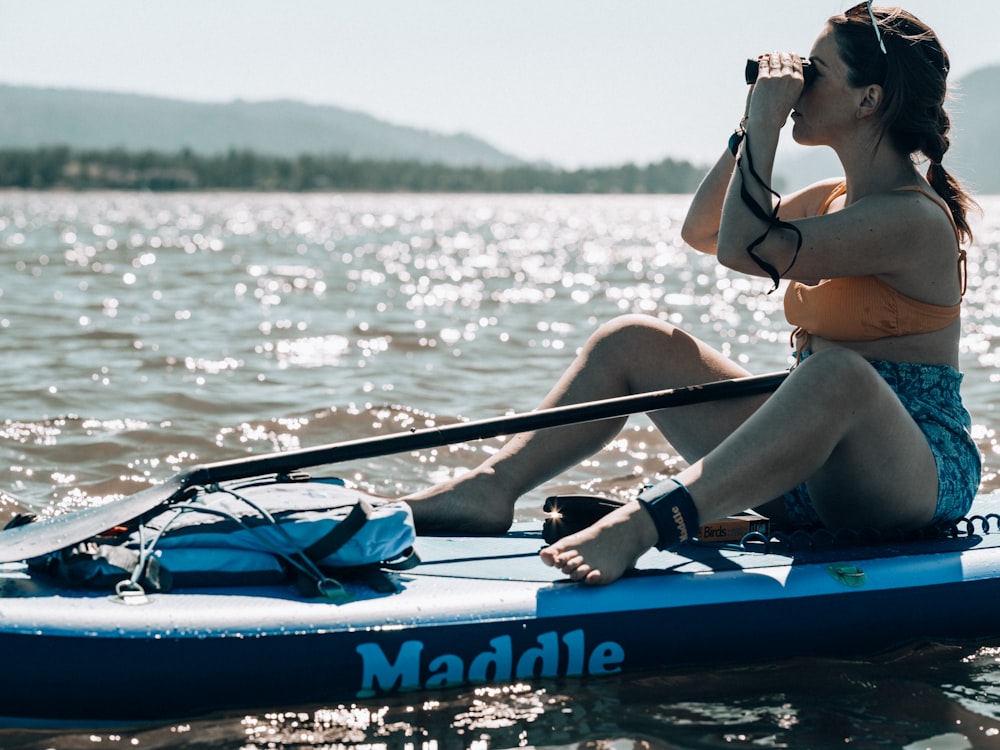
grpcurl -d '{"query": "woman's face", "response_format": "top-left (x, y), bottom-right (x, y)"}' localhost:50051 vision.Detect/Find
top-left (790, 24), bottom-right (865, 148)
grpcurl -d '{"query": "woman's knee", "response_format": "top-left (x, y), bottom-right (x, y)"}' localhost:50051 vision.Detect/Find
top-left (593, 313), bottom-right (674, 338)
top-left (586, 315), bottom-right (682, 358)
top-left (582, 314), bottom-right (729, 393)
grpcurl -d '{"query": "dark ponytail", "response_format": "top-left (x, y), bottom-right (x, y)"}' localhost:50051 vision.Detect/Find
top-left (831, 6), bottom-right (978, 245)
top-left (924, 118), bottom-right (974, 246)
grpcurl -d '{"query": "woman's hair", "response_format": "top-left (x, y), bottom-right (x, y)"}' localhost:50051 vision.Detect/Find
top-left (830, 5), bottom-right (977, 244)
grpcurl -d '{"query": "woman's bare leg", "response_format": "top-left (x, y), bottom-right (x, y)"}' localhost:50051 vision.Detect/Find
top-left (540, 348), bottom-right (940, 584)
top-left (404, 314), bottom-right (769, 533)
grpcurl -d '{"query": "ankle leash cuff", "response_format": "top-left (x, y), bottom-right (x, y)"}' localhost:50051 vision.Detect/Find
top-left (636, 478), bottom-right (700, 551)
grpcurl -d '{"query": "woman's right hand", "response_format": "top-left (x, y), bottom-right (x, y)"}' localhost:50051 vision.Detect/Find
top-left (747, 52), bottom-right (806, 130)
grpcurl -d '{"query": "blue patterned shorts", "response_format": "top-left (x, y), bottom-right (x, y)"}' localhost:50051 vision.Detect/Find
top-left (783, 357), bottom-right (982, 527)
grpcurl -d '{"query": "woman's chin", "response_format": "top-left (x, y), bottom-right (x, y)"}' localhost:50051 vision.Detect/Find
top-left (790, 120), bottom-right (817, 147)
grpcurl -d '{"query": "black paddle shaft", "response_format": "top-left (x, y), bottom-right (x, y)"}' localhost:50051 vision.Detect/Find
top-left (192, 370), bottom-right (790, 484)
top-left (0, 370), bottom-right (787, 563)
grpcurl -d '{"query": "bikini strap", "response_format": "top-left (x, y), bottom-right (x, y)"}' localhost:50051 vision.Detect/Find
top-left (790, 327), bottom-right (809, 366)
top-left (817, 181), bottom-right (847, 216)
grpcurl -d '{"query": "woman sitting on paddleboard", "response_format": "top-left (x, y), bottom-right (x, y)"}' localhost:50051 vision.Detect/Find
top-left (404, 3), bottom-right (982, 585)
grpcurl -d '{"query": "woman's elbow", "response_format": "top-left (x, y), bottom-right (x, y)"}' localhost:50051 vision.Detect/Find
top-left (680, 222), bottom-right (718, 255)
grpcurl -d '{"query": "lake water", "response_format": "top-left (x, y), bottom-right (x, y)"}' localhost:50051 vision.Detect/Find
top-left (1, 191), bottom-right (998, 749)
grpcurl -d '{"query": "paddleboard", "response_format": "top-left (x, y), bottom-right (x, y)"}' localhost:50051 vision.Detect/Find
top-left (2, 490), bottom-right (1000, 721)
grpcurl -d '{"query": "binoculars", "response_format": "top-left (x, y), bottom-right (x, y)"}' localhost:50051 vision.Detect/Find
top-left (745, 57), bottom-right (816, 85)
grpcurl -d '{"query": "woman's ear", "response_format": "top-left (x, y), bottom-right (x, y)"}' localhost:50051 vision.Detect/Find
top-left (856, 84), bottom-right (884, 119)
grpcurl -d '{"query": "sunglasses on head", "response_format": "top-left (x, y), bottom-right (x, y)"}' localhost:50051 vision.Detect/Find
top-left (846, 0), bottom-right (888, 54)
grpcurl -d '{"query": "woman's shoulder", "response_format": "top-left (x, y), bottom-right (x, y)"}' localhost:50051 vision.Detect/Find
top-left (862, 184), bottom-right (959, 246)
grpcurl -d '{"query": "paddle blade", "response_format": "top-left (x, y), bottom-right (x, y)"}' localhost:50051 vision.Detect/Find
top-left (0, 474), bottom-right (187, 564)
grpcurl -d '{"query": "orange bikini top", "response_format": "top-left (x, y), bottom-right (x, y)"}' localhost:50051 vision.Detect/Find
top-left (783, 181), bottom-right (967, 343)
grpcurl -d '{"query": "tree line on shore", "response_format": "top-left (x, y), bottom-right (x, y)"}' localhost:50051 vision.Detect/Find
top-left (0, 146), bottom-right (706, 194)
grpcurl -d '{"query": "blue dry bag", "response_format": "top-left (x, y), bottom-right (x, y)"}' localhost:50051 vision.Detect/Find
top-left (28, 476), bottom-right (418, 601)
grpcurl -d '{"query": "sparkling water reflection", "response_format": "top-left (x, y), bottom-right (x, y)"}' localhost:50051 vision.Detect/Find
top-left (0, 191), bottom-right (998, 746)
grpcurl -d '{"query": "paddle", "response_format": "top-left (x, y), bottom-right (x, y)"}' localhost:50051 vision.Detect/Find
top-left (0, 370), bottom-right (788, 563)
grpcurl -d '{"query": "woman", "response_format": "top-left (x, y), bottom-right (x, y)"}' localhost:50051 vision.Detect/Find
top-left (404, 3), bottom-right (981, 585)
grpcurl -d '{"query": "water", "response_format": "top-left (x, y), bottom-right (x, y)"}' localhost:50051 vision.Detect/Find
top-left (1, 191), bottom-right (998, 748)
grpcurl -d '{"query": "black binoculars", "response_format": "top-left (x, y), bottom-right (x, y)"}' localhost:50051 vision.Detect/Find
top-left (745, 57), bottom-right (816, 85)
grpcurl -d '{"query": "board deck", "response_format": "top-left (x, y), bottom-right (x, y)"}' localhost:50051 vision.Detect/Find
top-left (2, 492), bottom-right (1000, 721)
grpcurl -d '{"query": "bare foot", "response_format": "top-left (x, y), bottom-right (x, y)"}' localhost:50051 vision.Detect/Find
top-left (403, 469), bottom-right (516, 534)
top-left (539, 500), bottom-right (659, 585)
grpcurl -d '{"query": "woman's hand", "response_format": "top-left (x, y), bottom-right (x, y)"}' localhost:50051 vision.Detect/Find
top-left (747, 52), bottom-right (806, 130)
top-left (680, 52), bottom-right (805, 256)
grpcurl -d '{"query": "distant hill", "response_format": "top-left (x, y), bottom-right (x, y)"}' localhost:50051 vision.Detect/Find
top-left (2, 66), bottom-right (996, 190)
top-left (775, 65), bottom-right (1000, 194)
top-left (0, 85), bottom-right (524, 169)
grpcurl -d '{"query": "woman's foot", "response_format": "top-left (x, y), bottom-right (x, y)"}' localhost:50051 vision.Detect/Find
top-left (403, 469), bottom-right (516, 534)
top-left (539, 500), bottom-right (659, 585)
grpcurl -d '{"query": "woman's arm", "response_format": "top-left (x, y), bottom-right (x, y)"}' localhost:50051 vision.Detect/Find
top-left (716, 53), bottom-right (804, 277)
top-left (680, 146), bottom-right (741, 255)
top-left (681, 87), bottom-right (754, 255)
top-left (682, 68), bottom-right (820, 257)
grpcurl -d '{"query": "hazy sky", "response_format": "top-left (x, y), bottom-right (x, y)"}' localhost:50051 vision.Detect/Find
top-left (1, 1), bottom-right (997, 167)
